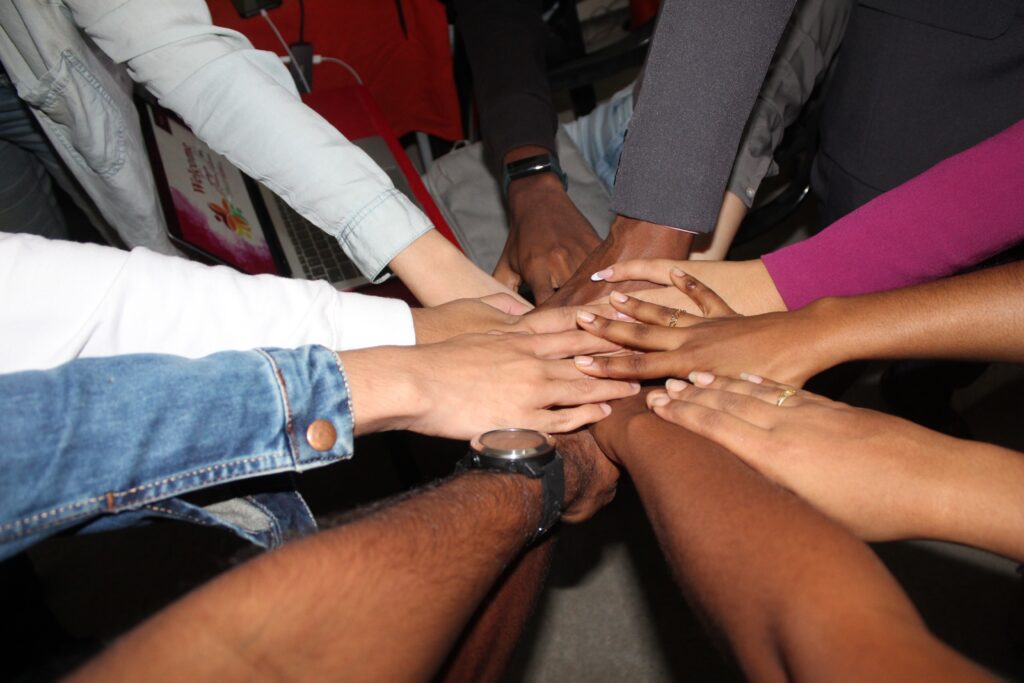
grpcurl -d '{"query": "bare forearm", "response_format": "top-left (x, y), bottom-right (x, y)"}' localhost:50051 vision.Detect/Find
top-left (602, 410), bottom-right (993, 682)
top-left (390, 230), bottom-right (524, 306)
top-left (689, 192), bottom-right (748, 261)
top-left (931, 440), bottom-right (1024, 562)
top-left (805, 261), bottom-right (1024, 366)
top-left (69, 472), bottom-right (540, 683)
top-left (438, 536), bottom-right (555, 683)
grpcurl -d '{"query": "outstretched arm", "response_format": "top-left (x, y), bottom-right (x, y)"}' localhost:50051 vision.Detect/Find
top-left (648, 374), bottom-right (1024, 562)
top-left (68, 433), bottom-right (617, 683)
top-left (576, 261), bottom-right (1024, 386)
top-left (590, 394), bottom-right (997, 683)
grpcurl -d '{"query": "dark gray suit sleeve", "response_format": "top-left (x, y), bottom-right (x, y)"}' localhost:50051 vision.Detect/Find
top-left (611, 0), bottom-right (798, 232)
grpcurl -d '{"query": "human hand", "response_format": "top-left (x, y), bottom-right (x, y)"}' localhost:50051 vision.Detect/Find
top-left (644, 373), bottom-right (965, 542)
top-left (412, 296), bottom-right (618, 343)
top-left (495, 175), bottom-right (602, 304)
top-left (587, 389), bottom-right (658, 468)
top-left (542, 216), bottom-right (695, 309)
top-left (340, 331), bottom-right (640, 440)
top-left (589, 257), bottom-right (786, 316)
top-left (557, 430), bottom-right (620, 523)
top-left (574, 269), bottom-right (827, 386)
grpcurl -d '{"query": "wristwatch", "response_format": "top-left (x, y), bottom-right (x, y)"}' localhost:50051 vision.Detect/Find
top-left (501, 153), bottom-right (569, 199)
top-left (458, 428), bottom-right (564, 544)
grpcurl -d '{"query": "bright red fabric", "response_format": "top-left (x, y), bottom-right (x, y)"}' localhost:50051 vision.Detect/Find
top-left (207, 0), bottom-right (463, 141)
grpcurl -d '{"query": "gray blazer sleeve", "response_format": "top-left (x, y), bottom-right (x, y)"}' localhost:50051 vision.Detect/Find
top-left (610, 0), bottom-right (798, 232)
top-left (728, 0), bottom-right (852, 207)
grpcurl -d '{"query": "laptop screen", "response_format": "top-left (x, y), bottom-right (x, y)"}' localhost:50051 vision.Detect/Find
top-left (146, 106), bottom-right (278, 275)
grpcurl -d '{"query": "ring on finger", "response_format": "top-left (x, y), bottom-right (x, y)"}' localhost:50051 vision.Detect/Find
top-left (776, 387), bottom-right (798, 407)
top-left (668, 309), bottom-right (684, 328)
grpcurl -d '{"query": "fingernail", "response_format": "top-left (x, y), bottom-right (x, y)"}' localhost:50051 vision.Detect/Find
top-left (574, 355), bottom-right (594, 367)
top-left (576, 309), bottom-right (596, 323)
top-left (600, 402), bottom-right (612, 415)
top-left (688, 370), bottom-right (715, 386)
top-left (629, 382), bottom-right (641, 392)
top-left (611, 291), bottom-right (629, 303)
top-left (665, 378), bottom-right (688, 392)
top-left (671, 267), bottom-right (686, 278)
top-left (739, 372), bottom-right (764, 384)
top-left (591, 268), bottom-right (613, 281)
top-left (616, 312), bottom-right (637, 322)
top-left (647, 393), bottom-right (670, 407)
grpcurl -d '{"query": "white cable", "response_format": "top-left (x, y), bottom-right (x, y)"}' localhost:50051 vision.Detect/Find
top-left (314, 56), bottom-right (364, 85)
top-left (260, 9), bottom-right (311, 93)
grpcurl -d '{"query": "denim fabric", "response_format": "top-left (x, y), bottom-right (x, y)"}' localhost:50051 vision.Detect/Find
top-left (562, 84), bottom-right (635, 193)
top-left (0, 345), bottom-right (354, 560)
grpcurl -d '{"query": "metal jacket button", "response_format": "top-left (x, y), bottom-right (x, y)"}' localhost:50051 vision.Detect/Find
top-left (306, 419), bottom-right (337, 451)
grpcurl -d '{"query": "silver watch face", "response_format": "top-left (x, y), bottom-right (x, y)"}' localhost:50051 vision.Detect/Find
top-left (471, 428), bottom-right (555, 460)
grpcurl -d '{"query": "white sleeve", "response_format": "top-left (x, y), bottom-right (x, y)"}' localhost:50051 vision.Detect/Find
top-left (65, 0), bottom-right (432, 282)
top-left (0, 233), bottom-right (415, 373)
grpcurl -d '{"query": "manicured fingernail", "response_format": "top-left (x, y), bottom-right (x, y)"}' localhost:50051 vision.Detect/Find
top-left (665, 378), bottom-right (688, 392)
top-left (616, 312), bottom-right (636, 322)
top-left (671, 267), bottom-right (686, 278)
top-left (600, 402), bottom-right (612, 415)
top-left (648, 393), bottom-right (670, 407)
top-left (739, 372), bottom-right (764, 384)
top-left (688, 370), bottom-right (715, 386)
top-left (611, 290), bottom-right (629, 303)
top-left (574, 355), bottom-right (594, 367)
top-left (576, 309), bottom-right (596, 323)
top-left (591, 268), bottom-right (613, 281)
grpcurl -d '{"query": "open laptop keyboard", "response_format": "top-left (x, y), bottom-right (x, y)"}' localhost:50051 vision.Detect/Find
top-left (271, 194), bottom-right (363, 283)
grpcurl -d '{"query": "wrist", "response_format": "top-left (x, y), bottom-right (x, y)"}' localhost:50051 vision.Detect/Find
top-left (507, 171), bottom-right (569, 206)
top-left (929, 440), bottom-right (1024, 560)
top-left (336, 348), bottom-right (426, 436)
top-left (502, 145), bottom-right (567, 201)
top-left (791, 298), bottom-right (852, 379)
top-left (608, 214), bottom-right (695, 258)
top-left (458, 467), bottom-right (545, 544)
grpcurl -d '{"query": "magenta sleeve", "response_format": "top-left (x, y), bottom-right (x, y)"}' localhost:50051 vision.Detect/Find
top-left (762, 119), bottom-right (1024, 310)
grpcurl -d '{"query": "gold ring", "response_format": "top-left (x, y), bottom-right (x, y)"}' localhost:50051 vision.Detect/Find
top-left (668, 309), bottom-right (684, 327)
top-left (776, 388), bottom-right (797, 407)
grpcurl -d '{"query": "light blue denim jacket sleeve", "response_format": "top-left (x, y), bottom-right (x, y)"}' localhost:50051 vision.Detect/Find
top-left (0, 345), bottom-right (353, 561)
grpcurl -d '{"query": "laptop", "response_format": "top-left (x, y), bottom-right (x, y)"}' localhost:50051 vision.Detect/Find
top-left (137, 95), bottom-right (427, 290)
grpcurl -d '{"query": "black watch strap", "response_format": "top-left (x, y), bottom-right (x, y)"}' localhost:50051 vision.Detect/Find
top-left (501, 153), bottom-right (569, 199)
top-left (458, 429), bottom-right (565, 544)
top-left (533, 452), bottom-right (564, 543)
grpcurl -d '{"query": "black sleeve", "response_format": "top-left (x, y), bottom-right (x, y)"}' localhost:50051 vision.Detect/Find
top-left (454, 0), bottom-right (558, 162)
top-left (611, 0), bottom-right (797, 233)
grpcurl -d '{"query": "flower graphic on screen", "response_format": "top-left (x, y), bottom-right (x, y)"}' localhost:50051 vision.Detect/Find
top-left (209, 198), bottom-right (252, 239)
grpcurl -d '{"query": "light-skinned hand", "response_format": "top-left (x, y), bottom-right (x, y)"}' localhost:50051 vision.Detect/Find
top-left (589, 257), bottom-right (785, 315)
top-left (412, 295), bottom-right (621, 344)
top-left (644, 372), bottom-right (978, 544)
top-left (340, 330), bottom-right (640, 440)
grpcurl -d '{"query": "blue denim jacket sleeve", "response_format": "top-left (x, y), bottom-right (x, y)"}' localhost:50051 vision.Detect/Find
top-left (0, 345), bottom-right (354, 560)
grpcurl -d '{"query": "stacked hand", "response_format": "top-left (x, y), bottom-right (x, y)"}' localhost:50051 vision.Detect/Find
top-left (644, 372), bottom-right (969, 543)
top-left (495, 174), bottom-right (603, 304)
top-left (573, 267), bottom-right (827, 387)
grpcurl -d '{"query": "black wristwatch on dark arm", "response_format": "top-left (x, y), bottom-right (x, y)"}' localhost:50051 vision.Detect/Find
top-left (501, 153), bottom-right (569, 199)
top-left (457, 428), bottom-right (564, 544)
